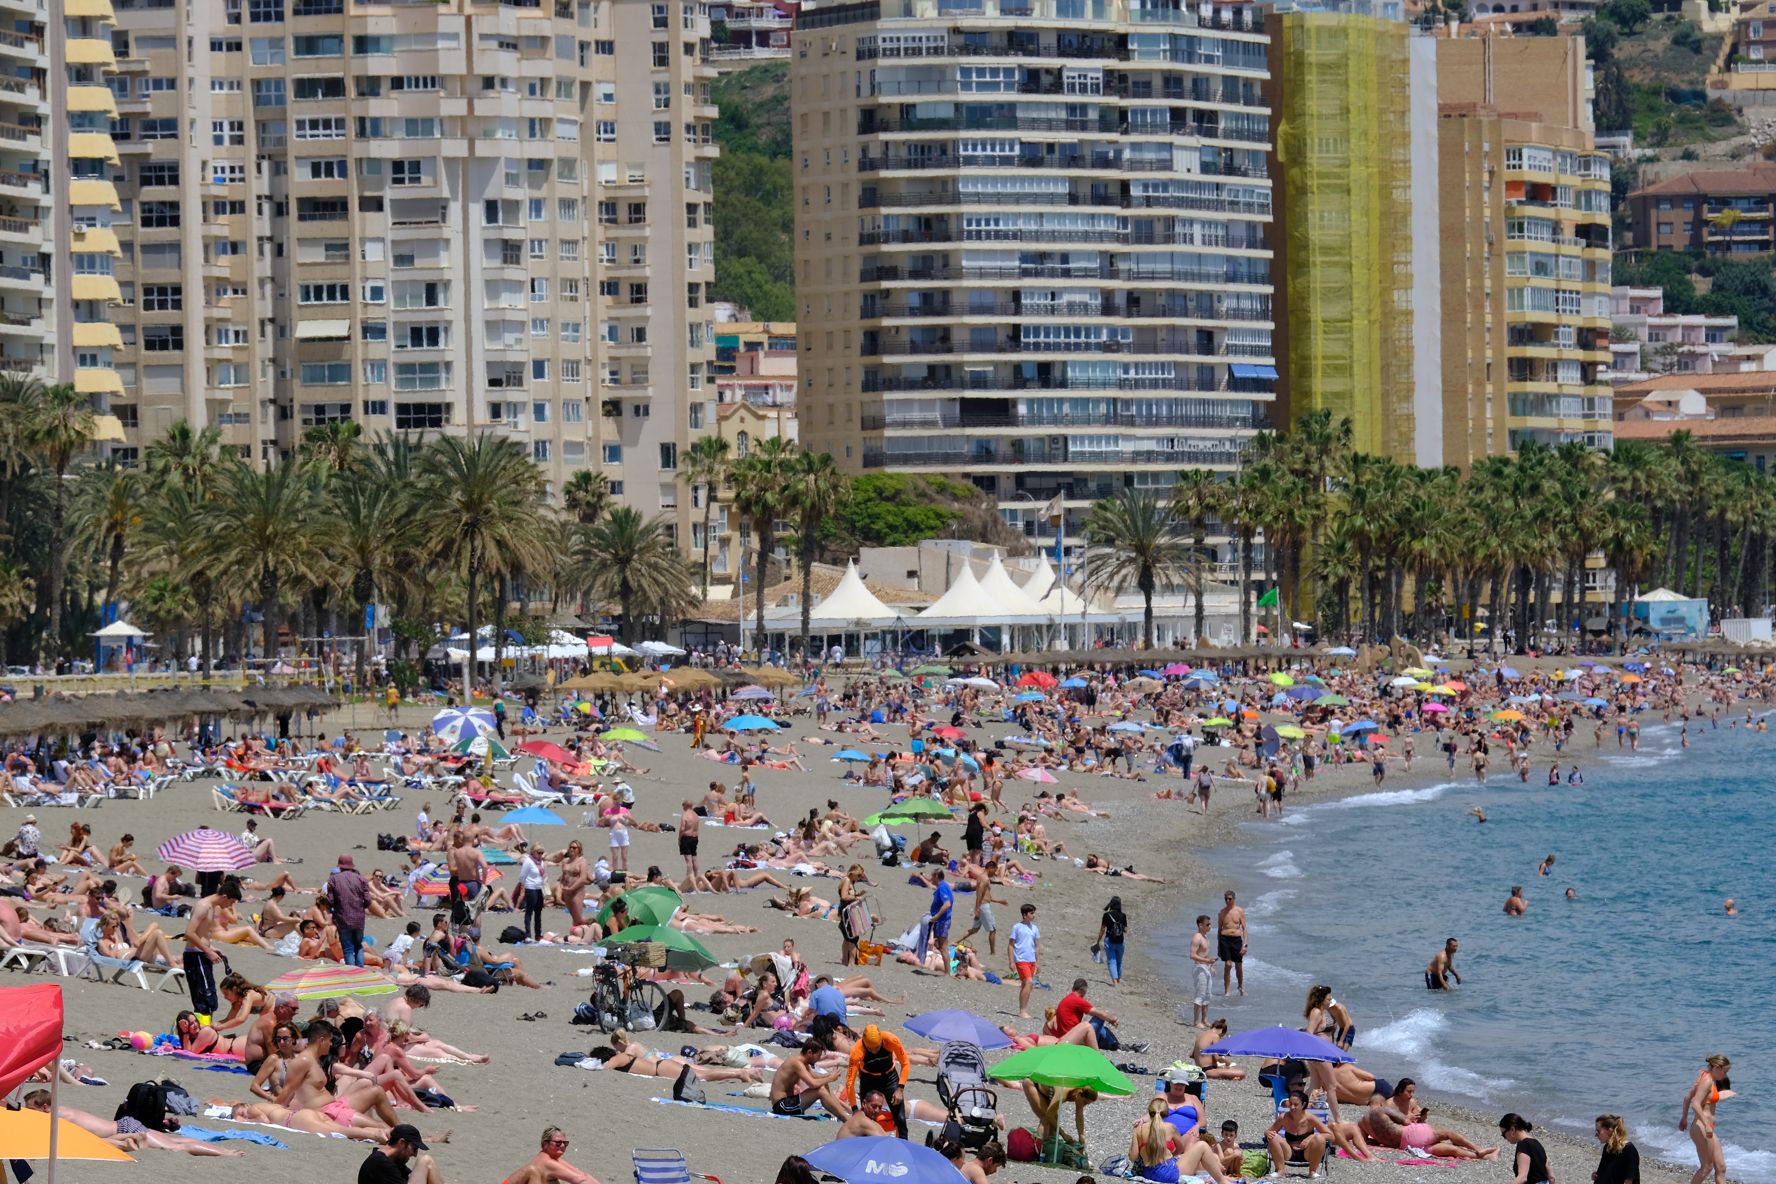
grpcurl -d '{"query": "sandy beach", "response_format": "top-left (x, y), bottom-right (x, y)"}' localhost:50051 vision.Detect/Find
top-left (1, 667), bottom-right (1733, 1184)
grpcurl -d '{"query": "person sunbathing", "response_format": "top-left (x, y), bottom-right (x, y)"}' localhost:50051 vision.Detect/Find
top-left (1081, 855), bottom-right (1166, 883)
top-left (1, 902), bottom-right (78, 947)
top-left (226, 1099), bottom-right (446, 1146)
top-left (590, 1031), bottom-right (765, 1082)
top-left (105, 834), bottom-right (150, 876)
top-left (695, 866), bottom-right (789, 893)
top-left (1356, 1094), bottom-right (1498, 1160)
top-left (1190, 1021), bottom-right (1247, 1081)
top-left (766, 887), bottom-right (833, 918)
top-left (673, 910), bottom-right (758, 935)
top-left (174, 1010), bottom-right (249, 1058)
top-left (23, 1092), bottom-right (244, 1157)
top-left (508, 1126), bottom-right (600, 1184)
top-left (96, 909), bottom-right (175, 966)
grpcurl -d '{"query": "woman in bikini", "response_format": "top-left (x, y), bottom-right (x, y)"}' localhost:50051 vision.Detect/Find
top-left (173, 1010), bottom-right (249, 1058)
top-left (95, 908), bottom-right (177, 966)
top-left (250, 1022), bottom-right (302, 1102)
top-left (1681, 1054), bottom-right (1733, 1184)
top-left (1129, 1097), bottom-right (1231, 1184)
top-left (213, 973), bottom-right (270, 1033)
top-left (1265, 1090), bottom-right (1331, 1179)
top-left (590, 1030), bottom-right (764, 1083)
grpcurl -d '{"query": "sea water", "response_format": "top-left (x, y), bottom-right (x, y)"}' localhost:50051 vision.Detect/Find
top-left (1155, 718), bottom-right (1772, 1182)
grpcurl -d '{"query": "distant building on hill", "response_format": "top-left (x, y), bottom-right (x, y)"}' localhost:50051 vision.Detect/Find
top-left (1606, 287), bottom-right (1743, 386)
top-left (1626, 165), bottom-right (1776, 255)
top-left (1613, 370), bottom-right (1776, 470)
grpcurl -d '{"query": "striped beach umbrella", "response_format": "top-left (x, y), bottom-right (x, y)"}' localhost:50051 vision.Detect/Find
top-left (431, 706), bottom-right (497, 745)
top-left (450, 734), bottom-right (511, 760)
top-left (265, 964), bottom-right (399, 1001)
top-left (412, 865), bottom-right (504, 897)
top-left (156, 827), bottom-right (256, 872)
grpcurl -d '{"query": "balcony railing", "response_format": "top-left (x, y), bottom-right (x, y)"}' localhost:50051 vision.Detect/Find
top-left (876, 337), bottom-right (1270, 358)
top-left (865, 408), bottom-right (1266, 431)
top-left (864, 442), bottom-right (1249, 469)
top-left (862, 374), bottom-right (1251, 394)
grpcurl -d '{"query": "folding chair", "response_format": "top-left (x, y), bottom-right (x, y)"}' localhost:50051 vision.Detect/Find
top-left (633, 1148), bottom-right (726, 1184)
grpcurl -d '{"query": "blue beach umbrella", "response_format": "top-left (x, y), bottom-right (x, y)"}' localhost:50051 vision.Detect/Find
top-left (724, 714), bottom-right (780, 731)
top-left (731, 686), bottom-right (775, 701)
top-left (905, 1009), bottom-right (1013, 1049)
top-left (1285, 685), bottom-right (1319, 701)
top-left (1201, 1025), bottom-right (1354, 1064)
top-left (1107, 721), bottom-right (1145, 732)
top-left (504, 805), bottom-right (566, 827)
top-left (1182, 676), bottom-right (1215, 690)
top-left (834, 749), bottom-right (871, 762)
top-left (804, 1137), bottom-right (968, 1184)
top-left (1583, 697), bottom-right (1608, 706)
top-left (1137, 669), bottom-right (1163, 678)
top-left (1341, 720), bottom-right (1379, 734)
top-left (1013, 691), bottom-right (1046, 703)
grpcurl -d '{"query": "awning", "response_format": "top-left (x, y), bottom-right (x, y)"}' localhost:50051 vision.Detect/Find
top-left (1229, 363), bottom-right (1279, 381)
top-left (67, 86), bottom-right (117, 114)
top-left (73, 226), bottom-right (121, 254)
top-left (71, 321), bottom-right (122, 348)
top-left (67, 179), bottom-right (121, 210)
top-left (67, 132), bottom-right (119, 163)
top-left (63, 38), bottom-right (115, 65)
top-left (74, 371), bottom-right (124, 397)
top-left (65, 0), bottom-right (117, 17)
top-left (69, 274), bottom-right (122, 302)
top-left (90, 413), bottom-right (127, 441)
top-left (295, 319), bottom-right (352, 340)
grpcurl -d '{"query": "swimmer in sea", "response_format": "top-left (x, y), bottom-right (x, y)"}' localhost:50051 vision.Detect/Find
top-left (1504, 886), bottom-right (1527, 916)
top-left (1724, 899), bottom-right (1737, 917)
top-left (1537, 854), bottom-right (1555, 877)
top-left (1565, 887), bottom-right (1576, 901)
top-left (1467, 806), bottom-right (1487, 823)
top-left (1424, 938), bottom-right (1460, 991)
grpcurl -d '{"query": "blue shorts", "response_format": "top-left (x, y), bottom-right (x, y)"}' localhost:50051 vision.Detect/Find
top-left (1138, 1160), bottom-right (1180, 1183)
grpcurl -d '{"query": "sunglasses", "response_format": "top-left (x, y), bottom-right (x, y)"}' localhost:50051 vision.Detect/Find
top-left (546, 1139), bottom-right (570, 1148)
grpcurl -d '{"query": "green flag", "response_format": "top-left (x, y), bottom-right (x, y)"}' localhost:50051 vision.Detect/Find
top-left (1257, 586), bottom-right (1279, 608)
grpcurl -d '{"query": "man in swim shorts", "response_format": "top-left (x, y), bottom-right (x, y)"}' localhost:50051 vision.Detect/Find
top-left (1216, 891), bottom-right (1246, 996)
top-left (1008, 902), bottom-right (1040, 1018)
top-left (679, 800), bottom-right (701, 882)
top-left (1189, 914), bottom-right (1214, 1027)
top-left (769, 1036), bottom-right (849, 1118)
top-left (1424, 938), bottom-right (1460, 990)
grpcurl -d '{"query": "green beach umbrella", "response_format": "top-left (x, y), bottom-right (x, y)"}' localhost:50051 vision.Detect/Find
top-left (878, 671), bottom-right (907, 681)
top-left (1273, 724), bottom-right (1306, 739)
top-left (1268, 672), bottom-right (1295, 687)
top-left (910, 664), bottom-right (952, 676)
top-left (1201, 717), bottom-right (1233, 727)
top-left (988, 1045), bottom-right (1135, 1096)
top-left (1313, 694), bottom-right (1349, 707)
top-left (603, 924), bottom-right (717, 970)
top-left (452, 734), bottom-right (511, 760)
top-left (597, 885), bottom-right (683, 928)
top-left (600, 727), bottom-right (650, 743)
top-left (1724, 666), bottom-right (1742, 674)
top-left (865, 798), bottom-right (954, 826)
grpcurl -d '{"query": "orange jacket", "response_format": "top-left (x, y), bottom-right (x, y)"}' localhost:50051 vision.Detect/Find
top-left (843, 1032), bottom-right (909, 1103)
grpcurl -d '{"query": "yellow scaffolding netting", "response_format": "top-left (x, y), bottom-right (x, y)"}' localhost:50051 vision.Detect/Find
top-left (1274, 12), bottom-right (1416, 463)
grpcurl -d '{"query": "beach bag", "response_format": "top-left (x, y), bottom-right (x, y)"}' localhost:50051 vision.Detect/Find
top-left (498, 926), bottom-right (526, 945)
top-left (572, 1002), bottom-right (598, 1026)
top-left (1006, 1128), bottom-right (1039, 1162)
top-left (115, 1082), bottom-right (172, 1132)
top-left (1241, 1151), bottom-right (1271, 1178)
top-left (159, 1081), bottom-right (198, 1117)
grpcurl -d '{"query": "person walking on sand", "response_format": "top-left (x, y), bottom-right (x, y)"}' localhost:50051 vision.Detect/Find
top-left (1425, 938), bottom-right (1461, 990)
top-left (960, 863), bottom-right (1003, 956)
top-left (1189, 914), bottom-right (1214, 1027)
top-left (183, 877), bottom-right (243, 1018)
top-left (1216, 891), bottom-right (1246, 997)
top-left (328, 854), bottom-right (372, 968)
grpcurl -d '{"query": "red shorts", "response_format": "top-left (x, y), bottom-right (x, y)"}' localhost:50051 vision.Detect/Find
top-left (1016, 961), bottom-right (1036, 982)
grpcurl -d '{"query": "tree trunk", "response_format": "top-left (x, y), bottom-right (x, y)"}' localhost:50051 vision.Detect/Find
top-left (1358, 544), bottom-right (1374, 643)
top-left (700, 492), bottom-right (715, 599)
top-left (753, 524), bottom-right (770, 652)
top-left (260, 566), bottom-right (279, 669)
top-left (491, 578), bottom-right (507, 696)
top-left (799, 523), bottom-right (816, 664)
top-left (199, 586), bottom-right (215, 681)
top-left (463, 544), bottom-right (480, 703)
top-left (43, 464), bottom-right (69, 664)
top-left (1191, 528), bottom-right (1206, 644)
top-left (1238, 529), bottom-right (1254, 644)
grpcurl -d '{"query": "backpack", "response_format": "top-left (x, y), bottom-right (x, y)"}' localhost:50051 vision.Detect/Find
top-left (498, 925), bottom-right (526, 945)
top-left (1102, 911), bottom-right (1127, 943)
top-left (1006, 1128), bottom-right (1039, 1162)
top-left (116, 1081), bottom-right (173, 1132)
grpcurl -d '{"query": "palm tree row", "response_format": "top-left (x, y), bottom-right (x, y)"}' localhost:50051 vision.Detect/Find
top-left (0, 377), bottom-right (856, 678)
top-left (1086, 411), bottom-right (1766, 650)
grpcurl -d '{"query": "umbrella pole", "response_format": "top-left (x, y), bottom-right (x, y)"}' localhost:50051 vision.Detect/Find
top-left (46, 1060), bottom-right (60, 1184)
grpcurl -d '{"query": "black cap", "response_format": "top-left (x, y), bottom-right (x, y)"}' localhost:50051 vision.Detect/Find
top-left (387, 1123), bottom-right (427, 1150)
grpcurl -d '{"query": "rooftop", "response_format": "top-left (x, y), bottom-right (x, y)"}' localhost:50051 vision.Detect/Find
top-left (1613, 371), bottom-right (1776, 396)
top-left (1630, 164), bottom-right (1776, 199)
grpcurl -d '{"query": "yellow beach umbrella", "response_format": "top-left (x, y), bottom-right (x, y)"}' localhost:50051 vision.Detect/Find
top-left (0, 1109), bottom-right (135, 1162)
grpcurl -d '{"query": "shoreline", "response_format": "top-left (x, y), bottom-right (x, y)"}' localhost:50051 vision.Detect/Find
top-left (1120, 727), bottom-right (1725, 1184)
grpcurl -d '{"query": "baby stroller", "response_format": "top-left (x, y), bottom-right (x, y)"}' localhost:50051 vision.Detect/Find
top-left (930, 1041), bottom-right (998, 1151)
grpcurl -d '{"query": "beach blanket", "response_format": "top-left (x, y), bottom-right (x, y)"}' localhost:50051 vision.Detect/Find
top-left (171, 1125), bottom-right (288, 1148)
top-left (147, 1049), bottom-right (252, 1074)
top-left (650, 1097), bottom-right (832, 1121)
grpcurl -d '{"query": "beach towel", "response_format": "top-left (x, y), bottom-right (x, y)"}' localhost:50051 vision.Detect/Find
top-left (147, 1050), bottom-right (252, 1074)
top-left (172, 1125), bottom-right (288, 1148)
top-left (649, 1097), bottom-right (832, 1121)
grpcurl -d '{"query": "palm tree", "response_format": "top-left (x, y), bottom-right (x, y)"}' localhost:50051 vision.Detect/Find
top-left (199, 458), bottom-right (338, 665)
top-left (25, 383), bottom-right (94, 663)
top-left (729, 436), bottom-right (796, 646)
top-left (678, 435), bottom-right (732, 598)
top-left (562, 469), bottom-right (611, 526)
top-left (145, 420), bottom-right (226, 496)
top-left (415, 434), bottom-right (548, 696)
top-left (784, 450), bottom-right (848, 660)
top-left (139, 483), bottom-right (226, 677)
top-left (131, 573), bottom-right (195, 663)
top-left (1597, 499), bottom-right (1655, 644)
top-left (74, 460), bottom-right (143, 611)
top-left (333, 471), bottom-right (421, 691)
top-left (0, 555), bottom-right (33, 667)
top-left (0, 373), bottom-right (43, 552)
top-left (572, 505), bottom-right (694, 643)
top-left (299, 420), bottom-right (366, 476)
top-left (1081, 489), bottom-right (1199, 648)
top-left (1171, 469), bottom-right (1218, 645)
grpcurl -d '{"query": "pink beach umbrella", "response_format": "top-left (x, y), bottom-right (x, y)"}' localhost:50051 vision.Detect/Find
top-left (156, 827), bottom-right (256, 872)
top-left (1016, 768), bottom-right (1058, 783)
top-left (1421, 702), bottom-right (1450, 714)
top-left (1160, 663), bottom-right (1192, 677)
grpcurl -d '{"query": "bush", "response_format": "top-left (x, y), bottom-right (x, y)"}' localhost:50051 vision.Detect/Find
top-left (1671, 19), bottom-right (1702, 51)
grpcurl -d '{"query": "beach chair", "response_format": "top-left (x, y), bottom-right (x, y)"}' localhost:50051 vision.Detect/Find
top-left (0, 943), bottom-right (91, 979)
top-left (76, 931), bottom-right (163, 992)
top-left (513, 771), bottom-right (568, 807)
top-left (212, 785), bottom-right (245, 813)
top-left (632, 1148), bottom-right (726, 1184)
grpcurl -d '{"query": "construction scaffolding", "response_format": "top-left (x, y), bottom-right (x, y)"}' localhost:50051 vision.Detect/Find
top-left (1270, 11), bottom-right (1418, 462)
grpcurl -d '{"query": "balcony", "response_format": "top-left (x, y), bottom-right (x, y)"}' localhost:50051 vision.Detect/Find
top-left (863, 372), bottom-right (1254, 394)
top-left (861, 152), bottom-right (1213, 175)
top-left (869, 299), bottom-right (1264, 321)
top-left (876, 336), bottom-right (1270, 358)
top-left (863, 441), bottom-right (1250, 470)
top-left (865, 407), bottom-right (1268, 432)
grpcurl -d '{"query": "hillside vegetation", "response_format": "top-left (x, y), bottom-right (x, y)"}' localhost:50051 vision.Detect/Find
top-left (710, 61), bottom-right (795, 320)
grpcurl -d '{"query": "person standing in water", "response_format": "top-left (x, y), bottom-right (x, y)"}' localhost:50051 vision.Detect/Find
top-left (1216, 891), bottom-right (1246, 997)
top-left (1425, 938), bottom-right (1460, 990)
top-left (1681, 1055), bottom-right (1733, 1184)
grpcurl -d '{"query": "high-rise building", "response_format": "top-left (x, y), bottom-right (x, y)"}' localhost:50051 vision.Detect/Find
top-left (2, 0), bottom-right (52, 381)
top-left (1436, 34), bottom-right (1612, 463)
top-left (790, 0), bottom-right (1278, 549)
top-left (1264, 1), bottom-right (1443, 466)
top-left (41, 0), bottom-right (717, 536)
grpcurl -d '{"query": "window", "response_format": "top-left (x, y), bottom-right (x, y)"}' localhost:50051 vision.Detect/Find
top-left (532, 441), bottom-right (551, 462)
top-left (654, 120), bottom-right (671, 144)
top-left (561, 360), bottom-right (581, 383)
top-left (363, 360), bottom-right (387, 384)
top-left (298, 282), bottom-right (350, 304)
top-left (142, 325), bottom-right (184, 352)
top-left (362, 281), bottom-right (385, 303)
top-left (306, 157), bottom-right (348, 180)
top-left (141, 163), bottom-right (180, 192)
top-left (362, 321), bottom-right (387, 341)
top-left (139, 119), bottom-right (178, 140)
top-left (531, 318), bottom-right (550, 338)
top-left (212, 119), bottom-right (246, 146)
top-left (595, 120), bottom-right (616, 142)
top-left (140, 201), bottom-right (180, 228)
top-left (530, 238), bottom-right (547, 260)
top-left (363, 399), bottom-right (389, 416)
top-left (300, 361), bottom-right (352, 385)
top-left (393, 280), bottom-right (448, 309)
top-left (248, 0), bottom-right (282, 19)
top-left (561, 321), bottom-right (582, 343)
top-left (652, 41), bottom-right (668, 66)
top-left (563, 399), bottom-right (583, 423)
top-left (531, 400), bottom-right (550, 423)
top-left (300, 401), bottom-right (353, 425)
top-left (141, 284), bottom-right (182, 311)
top-left (292, 33), bottom-right (343, 55)
top-left (654, 80), bottom-right (672, 109)
top-left (530, 277), bottom-right (548, 302)
top-left (399, 323), bottom-right (445, 349)
top-left (292, 77), bottom-right (345, 101)
top-left (603, 442), bottom-right (622, 464)
top-left (531, 359), bottom-right (550, 381)
top-left (394, 361), bottom-right (448, 390)
top-left (391, 159), bottom-right (426, 186)
top-left (295, 116), bottom-right (346, 140)
top-left (395, 402), bottom-right (449, 429)
top-left (595, 39), bottom-right (614, 54)
top-left (659, 442), bottom-right (677, 470)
